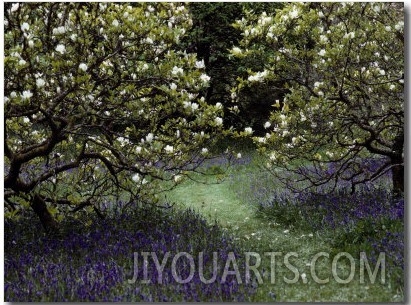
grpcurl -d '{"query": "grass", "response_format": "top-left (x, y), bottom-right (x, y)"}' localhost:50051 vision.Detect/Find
top-left (163, 151), bottom-right (404, 302)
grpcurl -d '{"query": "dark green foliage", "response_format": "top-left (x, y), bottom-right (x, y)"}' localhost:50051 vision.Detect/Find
top-left (183, 3), bottom-right (286, 132)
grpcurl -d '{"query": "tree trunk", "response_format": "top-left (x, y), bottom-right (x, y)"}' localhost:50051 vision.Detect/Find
top-left (391, 162), bottom-right (404, 197)
top-left (31, 194), bottom-right (59, 234)
top-left (391, 131), bottom-right (404, 198)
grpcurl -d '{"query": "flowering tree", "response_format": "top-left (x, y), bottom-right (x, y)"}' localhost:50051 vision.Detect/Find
top-left (232, 3), bottom-right (404, 194)
top-left (4, 3), bottom-right (224, 232)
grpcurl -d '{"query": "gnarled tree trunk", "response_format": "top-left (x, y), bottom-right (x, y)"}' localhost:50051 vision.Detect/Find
top-left (31, 194), bottom-right (59, 234)
top-left (391, 130), bottom-right (404, 198)
top-left (391, 162), bottom-right (404, 197)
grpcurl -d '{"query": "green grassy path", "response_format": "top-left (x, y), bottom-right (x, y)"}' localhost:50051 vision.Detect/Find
top-left (166, 179), bottom-right (256, 228)
top-left (162, 171), bottom-right (401, 302)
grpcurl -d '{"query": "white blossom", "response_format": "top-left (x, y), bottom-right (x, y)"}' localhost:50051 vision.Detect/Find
top-left (18, 59), bottom-right (27, 66)
top-left (248, 70), bottom-right (268, 82)
top-left (183, 101), bottom-right (191, 108)
top-left (10, 3), bottom-right (19, 12)
top-left (52, 26), bottom-right (66, 35)
top-left (145, 37), bottom-right (154, 44)
top-left (343, 32), bottom-right (355, 39)
top-left (79, 63), bottom-right (88, 72)
top-left (36, 78), bottom-right (45, 88)
top-left (170, 83), bottom-right (177, 90)
top-left (200, 73), bottom-right (211, 83)
top-left (215, 102), bottom-right (222, 109)
top-left (21, 90), bottom-right (33, 100)
top-left (232, 47), bottom-right (242, 55)
top-left (136, 146), bottom-right (142, 154)
top-left (201, 147), bottom-right (208, 154)
top-left (244, 127), bottom-right (253, 134)
top-left (171, 66), bottom-right (184, 75)
top-left (195, 60), bottom-right (205, 69)
top-left (21, 22), bottom-right (29, 32)
top-left (215, 117), bottom-right (223, 126)
top-left (191, 103), bottom-right (199, 111)
top-left (28, 40), bottom-right (34, 48)
top-left (164, 145), bottom-right (174, 154)
top-left (237, 153), bottom-right (242, 159)
top-left (55, 44), bottom-right (66, 54)
top-left (259, 15), bottom-right (272, 26)
top-left (319, 35), bottom-right (328, 44)
top-left (112, 19), bottom-right (119, 27)
top-left (395, 21), bottom-right (404, 31)
top-left (117, 137), bottom-right (129, 146)
top-left (132, 173), bottom-right (141, 182)
top-left (373, 5), bottom-right (380, 13)
top-left (146, 133), bottom-right (154, 142)
top-left (289, 7), bottom-right (299, 19)
top-left (264, 121), bottom-right (271, 129)
top-left (318, 49), bottom-right (326, 56)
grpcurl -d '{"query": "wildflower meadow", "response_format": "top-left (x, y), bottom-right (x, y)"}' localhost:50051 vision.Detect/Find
top-left (4, 2), bottom-right (404, 302)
